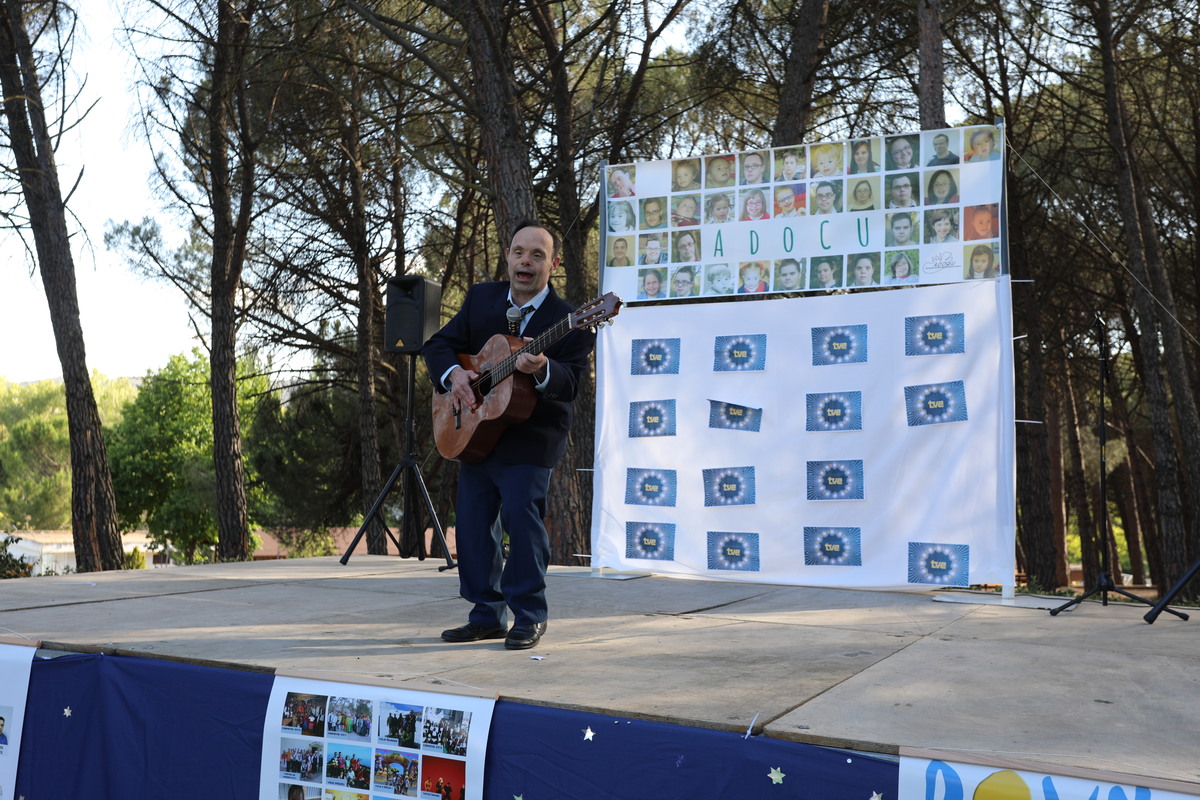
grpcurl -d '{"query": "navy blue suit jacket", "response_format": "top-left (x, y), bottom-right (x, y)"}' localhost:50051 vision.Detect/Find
top-left (423, 281), bottom-right (596, 467)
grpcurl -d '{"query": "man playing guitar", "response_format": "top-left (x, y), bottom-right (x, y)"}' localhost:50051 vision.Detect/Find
top-left (422, 219), bottom-right (597, 650)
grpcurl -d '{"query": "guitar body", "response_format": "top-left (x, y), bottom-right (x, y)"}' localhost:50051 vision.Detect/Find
top-left (432, 334), bottom-right (537, 462)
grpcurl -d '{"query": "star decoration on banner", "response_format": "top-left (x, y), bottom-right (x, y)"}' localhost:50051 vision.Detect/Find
top-left (870, 793), bottom-right (883, 800)
top-left (63, 707), bottom-right (72, 717)
top-left (768, 767), bottom-right (786, 785)
top-left (583, 727), bottom-right (595, 741)
top-left (513, 795), bottom-right (523, 800)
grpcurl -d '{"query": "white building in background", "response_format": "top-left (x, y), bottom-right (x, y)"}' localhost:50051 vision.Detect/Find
top-left (4, 530), bottom-right (159, 575)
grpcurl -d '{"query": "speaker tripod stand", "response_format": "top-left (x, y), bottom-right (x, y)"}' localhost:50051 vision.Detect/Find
top-left (340, 350), bottom-right (456, 572)
top-left (1051, 315), bottom-right (1183, 618)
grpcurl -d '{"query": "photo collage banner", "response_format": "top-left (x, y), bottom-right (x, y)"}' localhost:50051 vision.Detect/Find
top-left (0, 641), bottom-right (36, 800)
top-left (589, 279), bottom-right (1017, 589)
top-left (259, 675), bottom-right (495, 800)
top-left (601, 124), bottom-right (1004, 302)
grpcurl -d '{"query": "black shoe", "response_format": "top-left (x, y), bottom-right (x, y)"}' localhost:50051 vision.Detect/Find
top-left (504, 621), bottom-right (547, 650)
top-left (441, 621), bottom-right (507, 643)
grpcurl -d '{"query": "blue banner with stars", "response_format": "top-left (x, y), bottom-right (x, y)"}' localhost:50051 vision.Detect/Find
top-left (484, 700), bottom-right (898, 800)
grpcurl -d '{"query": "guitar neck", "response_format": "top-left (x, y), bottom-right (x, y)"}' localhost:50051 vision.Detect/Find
top-left (482, 312), bottom-right (578, 386)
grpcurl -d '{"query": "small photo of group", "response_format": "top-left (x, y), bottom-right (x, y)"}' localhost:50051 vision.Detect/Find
top-left (420, 754), bottom-right (467, 800)
top-left (281, 692), bottom-right (328, 738)
top-left (421, 707), bottom-right (472, 757)
top-left (378, 701), bottom-right (422, 750)
top-left (373, 748), bottom-right (420, 797)
top-left (279, 736), bottom-right (324, 784)
top-left (325, 743), bottom-right (373, 791)
top-left (326, 696), bottom-right (373, 742)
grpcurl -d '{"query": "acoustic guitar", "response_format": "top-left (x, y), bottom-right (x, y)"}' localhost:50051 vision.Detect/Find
top-left (432, 292), bottom-right (622, 462)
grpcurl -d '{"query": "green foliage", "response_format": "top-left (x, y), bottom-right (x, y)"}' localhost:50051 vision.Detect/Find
top-left (125, 546), bottom-right (147, 570)
top-left (0, 534), bottom-right (34, 579)
top-left (106, 350), bottom-right (269, 564)
top-left (0, 375), bottom-right (136, 530)
top-left (246, 373), bottom-right (372, 538)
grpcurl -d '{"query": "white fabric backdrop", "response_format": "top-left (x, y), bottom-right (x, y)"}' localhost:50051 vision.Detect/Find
top-left (590, 279), bottom-right (1016, 590)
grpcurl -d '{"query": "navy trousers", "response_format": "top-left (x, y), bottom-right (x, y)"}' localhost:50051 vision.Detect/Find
top-left (455, 456), bottom-right (553, 628)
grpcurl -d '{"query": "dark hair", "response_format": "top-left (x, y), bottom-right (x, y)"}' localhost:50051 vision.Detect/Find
top-left (511, 218), bottom-right (560, 261)
top-left (970, 244), bottom-right (995, 270)
top-left (644, 269), bottom-right (663, 283)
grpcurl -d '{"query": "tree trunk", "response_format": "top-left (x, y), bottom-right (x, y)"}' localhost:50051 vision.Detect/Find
top-left (0, 0), bottom-right (123, 572)
top-left (1089, 0), bottom-right (1192, 594)
top-left (917, 0), bottom-right (948, 129)
top-left (458, 0), bottom-right (535, 240)
top-left (1061, 359), bottom-right (1098, 586)
top-left (528, 0), bottom-right (594, 565)
top-left (771, 0), bottom-right (829, 145)
top-left (210, 0), bottom-right (256, 561)
top-left (1045, 395), bottom-right (1070, 587)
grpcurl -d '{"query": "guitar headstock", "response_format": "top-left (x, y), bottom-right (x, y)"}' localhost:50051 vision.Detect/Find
top-left (572, 292), bottom-right (623, 332)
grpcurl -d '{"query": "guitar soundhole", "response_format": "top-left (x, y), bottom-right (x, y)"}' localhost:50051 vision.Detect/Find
top-left (476, 374), bottom-right (493, 398)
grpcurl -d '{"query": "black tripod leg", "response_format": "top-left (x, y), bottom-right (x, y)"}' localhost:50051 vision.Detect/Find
top-left (1144, 557), bottom-right (1199, 623)
top-left (340, 460), bottom-right (407, 565)
top-left (411, 461), bottom-right (456, 571)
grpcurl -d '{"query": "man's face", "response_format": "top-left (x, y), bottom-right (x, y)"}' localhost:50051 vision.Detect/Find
top-left (891, 215), bottom-right (912, 244)
top-left (645, 239), bottom-right (662, 262)
top-left (673, 270), bottom-right (694, 295)
top-left (613, 238), bottom-right (627, 259)
top-left (934, 135), bottom-right (949, 156)
top-left (816, 185), bottom-right (835, 212)
top-left (779, 262), bottom-right (801, 289)
top-left (891, 177), bottom-right (912, 205)
top-left (743, 154), bottom-right (765, 183)
top-left (890, 138), bottom-right (913, 167)
top-left (506, 225), bottom-right (558, 302)
top-left (854, 258), bottom-right (874, 285)
top-left (783, 154), bottom-right (799, 175)
top-left (817, 261), bottom-right (834, 284)
top-left (644, 201), bottom-right (663, 227)
top-left (677, 234), bottom-right (696, 262)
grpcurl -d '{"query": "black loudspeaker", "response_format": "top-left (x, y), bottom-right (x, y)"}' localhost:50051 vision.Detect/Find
top-left (385, 275), bottom-right (442, 353)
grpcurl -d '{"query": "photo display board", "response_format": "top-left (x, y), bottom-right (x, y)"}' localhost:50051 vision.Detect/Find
top-left (600, 125), bottom-right (1004, 302)
top-left (590, 268), bottom-right (1015, 589)
top-left (259, 675), bottom-right (495, 800)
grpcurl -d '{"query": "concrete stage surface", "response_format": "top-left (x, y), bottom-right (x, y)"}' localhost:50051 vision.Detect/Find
top-left (2, 556), bottom-right (1197, 788)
